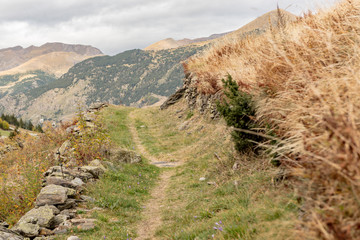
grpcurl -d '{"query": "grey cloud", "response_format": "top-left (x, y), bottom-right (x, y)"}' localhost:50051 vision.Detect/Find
top-left (0, 0), bottom-right (340, 55)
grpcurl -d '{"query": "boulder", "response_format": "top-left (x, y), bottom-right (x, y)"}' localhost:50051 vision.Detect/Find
top-left (58, 140), bottom-right (71, 156)
top-left (109, 148), bottom-right (142, 164)
top-left (70, 219), bottom-right (96, 231)
top-left (80, 166), bottom-right (105, 179)
top-left (12, 222), bottom-right (39, 238)
top-left (89, 102), bottom-right (108, 111)
top-left (59, 210), bottom-right (76, 219)
top-left (57, 199), bottom-right (77, 211)
top-left (44, 177), bottom-right (76, 189)
top-left (53, 215), bottom-right (69, 228)
top-left (12, 205), bottom-right (56, 232)
top-left (70, 178), bottom-right (84, 187)
top-left (36, 185), bottom-right (68, 206)
top-left (0, 226), bottom-right (24, 240)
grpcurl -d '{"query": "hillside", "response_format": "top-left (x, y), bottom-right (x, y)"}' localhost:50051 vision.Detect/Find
top-left (181, 0), bottom-right (360, 239)
top-left (144, 32), bottom-right (229, 51)
top-left (0, 42), bottom-right (102, 72)
top-left (0, 46), bottom-right (204, 122)
top-left (0, 52), bottom-right (98, 78)
top-left (224, 9), bottom-right (298, 40)
top-left (144, 9), bottom-right (296, 51)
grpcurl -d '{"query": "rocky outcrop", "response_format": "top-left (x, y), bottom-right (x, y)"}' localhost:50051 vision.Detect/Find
top-left (161, 73), bottom-right (221, 119)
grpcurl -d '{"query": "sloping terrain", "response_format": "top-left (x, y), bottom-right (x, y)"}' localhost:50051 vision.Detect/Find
top-left (144, 9), bottom-right (297, 51)
top-left (0, 46), bottom-right (204, 122)
top-left (144, 32), bottom-right (229, 51)
top-left (184, 0), bottom-right (360, 238)
top-left (0, 51), bottom-right (98, 78)
top-left (0, 42), bottom-right (102, 72)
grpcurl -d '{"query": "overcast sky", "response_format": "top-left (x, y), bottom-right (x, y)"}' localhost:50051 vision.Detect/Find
top-left (0, 0), bottom-right (339, 55)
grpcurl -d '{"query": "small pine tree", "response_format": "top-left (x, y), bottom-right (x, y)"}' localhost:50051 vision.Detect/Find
top-left (217, 74), bottom-right (261, 152)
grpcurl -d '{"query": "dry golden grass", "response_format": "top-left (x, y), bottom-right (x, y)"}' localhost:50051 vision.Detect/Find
top-left (187, 0), bottom-right (360, 239)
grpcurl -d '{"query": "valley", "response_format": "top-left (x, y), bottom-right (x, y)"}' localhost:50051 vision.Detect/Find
top-left (0, 1), bottom-right (358, 239)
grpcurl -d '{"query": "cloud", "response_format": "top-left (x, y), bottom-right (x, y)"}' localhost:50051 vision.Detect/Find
top-left (0, 0), bottom-right (339, 55)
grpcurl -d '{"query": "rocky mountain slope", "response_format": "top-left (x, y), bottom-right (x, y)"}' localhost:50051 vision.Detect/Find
top-left (0, 43), bottom-right (102, 72)
top-left (0, 46), bottom-right (204, 122)
top-left (144, 32), bottom-right (230, 51)
top-left (144, 9), bottom-right (296, 51)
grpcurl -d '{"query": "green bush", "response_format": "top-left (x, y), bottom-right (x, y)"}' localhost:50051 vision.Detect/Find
top-left (216, 74), bottom-right (260, 152)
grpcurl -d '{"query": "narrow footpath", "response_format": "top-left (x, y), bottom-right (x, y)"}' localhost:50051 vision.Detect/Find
top-left (128, 111), bottom-right (179, 240)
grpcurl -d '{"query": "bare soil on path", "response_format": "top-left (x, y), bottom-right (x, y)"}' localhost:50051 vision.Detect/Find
top-left (129, 111), bottom-right (179, 240)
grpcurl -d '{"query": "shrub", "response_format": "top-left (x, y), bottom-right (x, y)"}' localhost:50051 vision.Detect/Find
top-left (70, 109), bottom-right (110, 164)
top-left (216, 75), bottom-right (260, 152)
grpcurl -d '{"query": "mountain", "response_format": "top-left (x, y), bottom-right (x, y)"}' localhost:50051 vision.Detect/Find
top-left (0, 45), bottom-right (204, 122)
top-left (0, 42), bottom-right (102, 72)
top-left (224, 9), bottom-right (298, 40)
top-left (144, 32), bottom-right (230, 51)
top-left (145, 9), bottom-right (297, 51)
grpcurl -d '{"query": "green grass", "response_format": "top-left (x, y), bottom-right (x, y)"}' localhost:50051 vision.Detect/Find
top-left (0, 129), bottom-right (10, 137)
top-left (130, 105), bottom-right (299, 239)
top-left (61, 162), bottom-right (160, 240)
top-left (132, 109), bottom-right (200, 157)
top-left (101, 106), bottom-right (135, 148)
top-left (156, 157), bottom-right (298, 240)
top-left (58, 105), bottom-right (160, 239)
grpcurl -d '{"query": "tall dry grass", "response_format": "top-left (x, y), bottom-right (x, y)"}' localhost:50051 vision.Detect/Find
top-left (0, 124), bottom-right (68, 224)
top-left (187, 0), bottom-right (360, 239)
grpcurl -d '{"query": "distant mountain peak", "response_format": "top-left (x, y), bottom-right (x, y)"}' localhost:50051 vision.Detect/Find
top-left (0, 42), bottom-right (103, 72)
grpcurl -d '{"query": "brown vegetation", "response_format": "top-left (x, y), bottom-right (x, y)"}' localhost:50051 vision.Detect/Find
top-left (186, 0), bottom-right (360, 239)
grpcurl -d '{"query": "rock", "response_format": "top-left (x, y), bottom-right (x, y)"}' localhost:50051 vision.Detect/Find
top-left (160, 87), bottom-right (185, 110)
top-left (53, 215), bottom-right (69, 227)
top-left (199, 177), bottom-right (206, 181)
top-left (45, 177), bottom-right (76, 189)
top-left (44, 166), bottom-right (74, 181)
top-left (89, 160), bottom-right (106, 170)
top-left (12, 222), bottom-right (39, 238)
top-left (89, 102), bottom-right (108, 111)
top-left (0, 226), bottom-right (24, 240)
top-left (70, 178), bottom-right (84, 187)
top-left (59, 210), bottom-right (76, 219)
top-left (0, 222), bottom-right (9, 228)
top-left (207, 182), bottom-right (217, 186)
top-left (75, 171), bottom-right (94, 182)
top-left (70, 219), bottom-right (96, 231)
top-left (34, 236), bottom-right (55, 240)
top-left (57, 199), bottom-right (77, 211)
top-left (47, 206), bottom-right (60, 215)
top-left (58, 140), bottom-right (71, 156)
top-left (67, 236), bottom-right (81, 240)
top-left (109, 148), bottom-right (142, 164)
top-left (84, 112), bottom-right (96, 122)
top-left (13, 205), bottom-right (56, 233)
top-left (80, 195), bottom-right (95, 203)
top-left (53, 220), bottom-right (72, 235)
top-left (38, 228), bottom-right (53, 236)
top-left (80, 166), bottom-right (105, 179)
top-left (36, 185), bottom-right (68, 206)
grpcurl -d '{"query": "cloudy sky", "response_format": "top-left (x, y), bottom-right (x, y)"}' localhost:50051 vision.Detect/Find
top-left (0, 0), bottom-right (339, 55)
